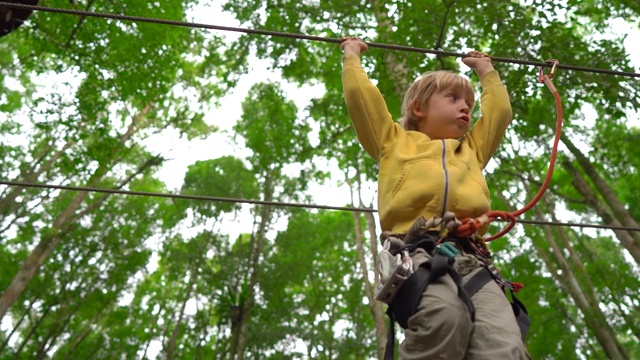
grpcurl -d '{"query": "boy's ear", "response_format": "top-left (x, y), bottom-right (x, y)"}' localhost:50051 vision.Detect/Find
top-left (412, 101), bottom-right (427, 119)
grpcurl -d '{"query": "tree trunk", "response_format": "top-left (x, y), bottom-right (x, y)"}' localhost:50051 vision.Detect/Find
top-left (11, 274), bottom-right (86, 356)
top-left (350, 3), bottom-right (419, 358)
top-left (0, 108), bottom-right (157, 320)
top-left (0, 153), bottom-right (161, 320)
top-left (371, 0), bottom-right (412, 97)
top-left (562, 159), bottom-right (640, 264)
top-left (141, 331), bottom-right (154, 359)
top-left (0, 184), bottom-right (91, 321)
top-left (562, 136), bottom-right (640, 265)
top-left (533, 205), bottom-right (629, 360)
top-left (543, 199), bottom-right (600, 301)
top-left (349, 164), bottom-right (387, 359)
top-left (62, 322), bottom-right (95, 360)
top-left (497, 186), bottom-right (628, 359)
top-left (0, 137), bottom-right (76, 219)
top-left (58, 290), bottom-right (115, 360)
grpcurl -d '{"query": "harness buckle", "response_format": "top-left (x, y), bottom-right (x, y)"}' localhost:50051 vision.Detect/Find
top-left (374, 239), bottom-right (414, 304)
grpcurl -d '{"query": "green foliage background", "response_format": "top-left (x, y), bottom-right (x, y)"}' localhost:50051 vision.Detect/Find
top-left (0, 0), bottom-right (639, 359)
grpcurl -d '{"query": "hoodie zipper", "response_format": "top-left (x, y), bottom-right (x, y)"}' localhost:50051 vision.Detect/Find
top-left (440, 139), bottom-right (449, 219)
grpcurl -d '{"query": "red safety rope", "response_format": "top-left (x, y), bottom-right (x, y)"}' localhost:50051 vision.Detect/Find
top-left (454, 60), bottom-right (563, 242)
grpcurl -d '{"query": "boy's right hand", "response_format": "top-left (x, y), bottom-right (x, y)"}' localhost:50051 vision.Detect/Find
top-left (340, 37), bottom-right (368, 57)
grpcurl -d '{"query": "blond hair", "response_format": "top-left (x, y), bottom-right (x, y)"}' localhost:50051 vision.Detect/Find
top-left (400, 71), bottom-right (475, 131)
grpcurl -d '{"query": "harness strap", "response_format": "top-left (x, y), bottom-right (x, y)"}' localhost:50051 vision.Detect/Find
top-left (464, 266), bottom-right (494, 297)
top-left (383, 265), bottom-right (526, 360)
top-left (391, 252), bottom-right (474, 327)
top-left (460, 267), bottom-right (530, 342)
top-left (510, 289), bottom-right (531, 342)
top-left (451, 267), bottom-right (476, 321)
top-left (384, 308), bottom-right (396, 360)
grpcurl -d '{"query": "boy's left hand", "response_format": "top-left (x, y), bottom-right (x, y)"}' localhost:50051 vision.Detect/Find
top-left (462, 51), bottom-right (494, 77)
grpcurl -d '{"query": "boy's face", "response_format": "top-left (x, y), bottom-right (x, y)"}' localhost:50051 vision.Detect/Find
top-left (416, 86), bottom-right (472, 140)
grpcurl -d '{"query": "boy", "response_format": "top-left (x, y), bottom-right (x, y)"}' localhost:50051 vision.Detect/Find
top-left (340, 37), bottom-right (526, 359)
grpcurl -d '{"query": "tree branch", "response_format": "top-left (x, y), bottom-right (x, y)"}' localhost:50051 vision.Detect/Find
top-left (63, 0), bottom-right (97, 49)
top-left (435, 0), bottom-right (455, 70)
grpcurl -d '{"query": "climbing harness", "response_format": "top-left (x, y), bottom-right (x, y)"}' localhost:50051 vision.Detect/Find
top-left (0, 0), bottom-right (39, 37)
top-left (379, 217), bottom-right (531, 360)
top-left (379, 219), bottom-right (530, 360)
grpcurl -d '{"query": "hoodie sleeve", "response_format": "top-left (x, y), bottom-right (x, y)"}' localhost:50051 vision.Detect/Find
top-left (341, 54), bottom-right (399, 161)
top-left (467, 70), bottom-right (513, 168)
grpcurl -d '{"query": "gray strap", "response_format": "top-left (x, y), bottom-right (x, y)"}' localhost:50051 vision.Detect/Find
top-left (463, 267), bottom-right (494, 298)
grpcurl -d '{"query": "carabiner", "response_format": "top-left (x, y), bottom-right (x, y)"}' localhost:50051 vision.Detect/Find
top-left (539, 59), bottom-right (559, 83)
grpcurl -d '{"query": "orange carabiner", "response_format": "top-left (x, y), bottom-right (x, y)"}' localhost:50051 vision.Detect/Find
top-left (539, 59), bottom-right (559, 82)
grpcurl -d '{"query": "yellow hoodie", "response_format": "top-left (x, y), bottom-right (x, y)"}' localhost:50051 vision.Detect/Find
top-left (342, 54), bottom-right (512, 235)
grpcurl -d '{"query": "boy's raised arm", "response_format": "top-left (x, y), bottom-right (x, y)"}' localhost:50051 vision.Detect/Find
top-left (464, 53), bottom-right (513, 167)
top-left (341, 38), bottom-right (398, 161)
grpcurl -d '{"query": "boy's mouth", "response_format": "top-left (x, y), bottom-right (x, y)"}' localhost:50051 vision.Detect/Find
top-left (458, 115), bottom-right (470, 123)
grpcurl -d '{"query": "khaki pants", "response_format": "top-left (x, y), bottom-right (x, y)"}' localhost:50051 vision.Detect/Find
top-left (398, 247), bottom-right (526, 360)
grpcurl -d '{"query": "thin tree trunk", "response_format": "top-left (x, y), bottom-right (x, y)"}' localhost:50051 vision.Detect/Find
top-left (365, 212), bottom-right (381, 284)
top-left (36, 272), bottom-right (96, 359)
top-left (43, 279), bottom-right (117, 360)
top-left (164, 271), bottom-right (198, 360)
top-left (141, 331), bottom-right (154, 359)
top-left (63, 322), bottom-right (95, 360)
top-left (522, 218), bottom-right (603, 359)
top-left (14, 303), bottom-right (52, 356)
top-left (570, 224), bottom-right (640, 344)
top-left (497, 187), bottom-right (628, 359)
top-left (365, 211), bottom-right (388, 343)
top-left (1, 133), bottom-right (129, 320)
top-left (353, 211), bottom-right (387, 359)
top-left (0, 289), bottom-right (43, 354)
top-left (0, 194), bottom-right (50, 235)
top-left (543, 199), bottom-right (600, 302)
top-left (63, 0), bottom-right (96, 48)
top-left (11, 273), bottom-right (85, 355)
top-left (35, 298), bottom-right (85, 360)
top-left (365, 5), bottom-right (427, 355)
top-left (212, 313), bottom-right (228, 358)
top-left (85, 343), bottom-right (101, 359)
top-left (351, 166), bottom-right (387, 359)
